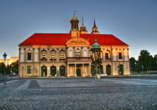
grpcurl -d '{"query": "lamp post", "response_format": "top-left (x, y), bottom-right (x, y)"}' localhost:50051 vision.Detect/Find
top-left (142, 65), bottom-right (143, 76)
top-left (33, 65), bottom-right (36, 77)
top-left (135, 61), bottom-right (136, 76)
top-left (156, 60), bottom-right (157, 74)
top-left (3, 52), bottom-right (7, 85)
top-left (22, 67), bottom-right (24, 78)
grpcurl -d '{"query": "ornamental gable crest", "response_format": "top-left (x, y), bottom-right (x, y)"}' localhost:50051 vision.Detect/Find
top-left (66, 37), bottom-right (90, 46)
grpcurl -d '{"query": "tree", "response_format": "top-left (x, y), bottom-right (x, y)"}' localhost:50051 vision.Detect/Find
top-left (138, 50), bottom-right (151, 71)
top-left (136, 61), bottom-right (142, 73)
top-left (10, 60), bottom-right (19, 74)
top-left (0, 63), bottom-right (5, 75)
top-left (130, 57), bottom-right (136, 71)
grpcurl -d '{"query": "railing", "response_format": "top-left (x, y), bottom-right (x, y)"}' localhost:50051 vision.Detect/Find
top-left (59, 58), bottom-right (66, 62)
top-left (40, 58), bottom-right (47, 61)
top-left (105, 58), bottom-right (111, 60)
top-left (50, 59), bottom-right (57, 62)
top-left (67, 57), bottom-right (91, 62)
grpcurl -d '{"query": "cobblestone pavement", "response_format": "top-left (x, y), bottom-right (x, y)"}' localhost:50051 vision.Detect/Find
top-left (0, 78), bottom-right (157, 110)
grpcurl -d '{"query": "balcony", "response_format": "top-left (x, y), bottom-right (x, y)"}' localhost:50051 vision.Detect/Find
top-left (105, 58), bottom-right (111, 61)
top-left (40, 58), bottom-right (47, 61)
top-left (59, 58), bottom-right (66, 62)
top-left (50, 58), bottom-right (56, 62)
top-left (67, 57), bottom-right (91, 62)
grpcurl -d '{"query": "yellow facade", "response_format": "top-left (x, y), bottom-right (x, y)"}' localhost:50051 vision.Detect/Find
top-left (0, 57), bottom-right (19, 66)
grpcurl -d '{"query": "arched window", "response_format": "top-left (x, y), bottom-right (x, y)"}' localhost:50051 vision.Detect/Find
top-left (83, 50), bottom-right (88, 57)
top-left (51, 51), bottom-right (56, 59)
top-left (42, 52), bottom-right (46, 58)
top-left (69, 50), bottom-right (73, 57)
top-left (105, 53), bottom-right (108, 59)
top-left (105, 50), bottom-right (110, 59)
top-left (76, 49), bottom-right (80, 57)
top-left (60, 51), bottom-right (65, 59)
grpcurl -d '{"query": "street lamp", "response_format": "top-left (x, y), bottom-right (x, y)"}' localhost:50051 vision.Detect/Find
top-left (22, 67), bottom-right (24, 78)
top-left (156, 60), bottom-right (157, 74)
top-left (33, 65), bottom-right (36, 77)
top-left (142, 65), bottom-right (144, 75)
top-left (3, 52), bottom-right (7, 84)
top-left (135, 61), bottom-right (136, 76)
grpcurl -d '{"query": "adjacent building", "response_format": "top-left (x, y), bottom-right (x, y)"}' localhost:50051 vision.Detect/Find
top-left (0, 57), bottom-right (19, 66)
top-left (18, 13), bottom-right (130, 77)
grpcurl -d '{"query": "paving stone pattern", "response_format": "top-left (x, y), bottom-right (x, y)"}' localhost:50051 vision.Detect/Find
top-left (0, 78), bottom-right (157, 110)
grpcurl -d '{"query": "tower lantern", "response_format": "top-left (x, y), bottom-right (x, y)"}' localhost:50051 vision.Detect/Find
top-left (70, 11), bottom-right (80, 37)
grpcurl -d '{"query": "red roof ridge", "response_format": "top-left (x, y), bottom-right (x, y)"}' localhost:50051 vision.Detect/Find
top-left (19, 33), bottom-right (128, 46)
top-left (34, 33), bottom-right (70, 34)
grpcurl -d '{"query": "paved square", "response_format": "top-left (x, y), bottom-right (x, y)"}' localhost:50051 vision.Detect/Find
top-left (0, 77), bottom-right (157, 110)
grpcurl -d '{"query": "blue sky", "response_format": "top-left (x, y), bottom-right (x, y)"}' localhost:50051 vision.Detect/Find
top-left (0, 0), bottom-right (157, 60)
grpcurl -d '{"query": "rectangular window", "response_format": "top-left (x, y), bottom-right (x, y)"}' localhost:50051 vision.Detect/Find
top-left (105, 53), bottom-right (108, 59)
top-left (27, 66), bottom-right (31, 74)
top-left (27, 53), bottom-right (31, 60)
top-left (119, 52), bottom-right (122, 59)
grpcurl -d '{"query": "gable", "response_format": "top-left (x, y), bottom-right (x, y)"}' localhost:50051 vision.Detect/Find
top-left (66, 37), bottom-right (90, 46)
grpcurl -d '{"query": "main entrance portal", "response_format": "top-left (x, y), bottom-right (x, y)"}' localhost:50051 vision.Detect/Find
top-left (77, 68), bottom-right (81, 76)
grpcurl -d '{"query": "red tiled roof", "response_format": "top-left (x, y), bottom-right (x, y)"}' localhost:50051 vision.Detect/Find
top-left (19, 33), bottom-right (128, 46)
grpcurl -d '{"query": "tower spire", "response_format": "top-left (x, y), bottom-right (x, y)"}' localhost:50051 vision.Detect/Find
top-left (80, 15), bottom-right (87, 34)
top-left (94, 18), bottom-right (97, 27)
top-left (82, 15), bottom-right (84, 26)
top-left (91, 18), bottom-right (99, 34)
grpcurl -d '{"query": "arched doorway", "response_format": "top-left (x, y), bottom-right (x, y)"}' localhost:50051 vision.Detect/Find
top-left (119, 64), bottom-right (123, 75)
top-left (50, 66), bottom-right (56, 76)
top-left (60, 65), bottom-right (65, 76)
top-left (106, 64), bottom-right (111, 75)
top-left (41, 66), bottom-right (47, 77)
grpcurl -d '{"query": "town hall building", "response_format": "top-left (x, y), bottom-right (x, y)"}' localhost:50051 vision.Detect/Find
top-left (18, 12), bottom-right (130, 77)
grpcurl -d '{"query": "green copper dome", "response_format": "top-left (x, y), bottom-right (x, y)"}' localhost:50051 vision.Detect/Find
top-left (92, 36), bottom-right (100, 49)
top-left (71, 16), bottom-right (78, 20)
top-left (71, 11), bottom-right (78, 20)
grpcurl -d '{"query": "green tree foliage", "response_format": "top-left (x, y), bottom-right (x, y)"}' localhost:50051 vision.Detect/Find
top-left (138, 50), bottom-right (151, 71)
top-left (130, 50), bottom-right (157, 73)
top-left (0, 60), bottom-right (19, 75)
top-left (0, 63), bottom-right (5, 75)
top-left (10, 60), bottom-right (19, 74)
top-left (136, 61), bottom-right (142, 73)
top-left (130, 57), bottom-right (136, 71)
